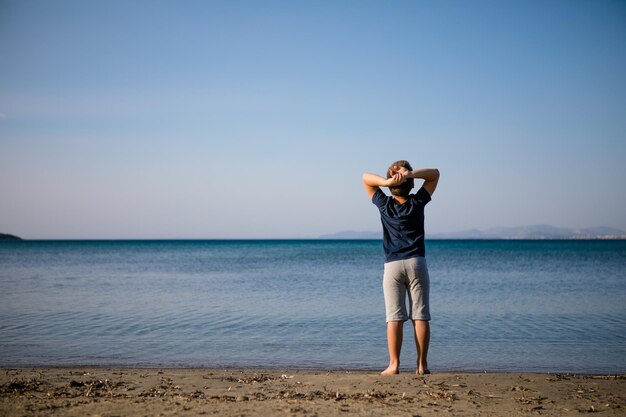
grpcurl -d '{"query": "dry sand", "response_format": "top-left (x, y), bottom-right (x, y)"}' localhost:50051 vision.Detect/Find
top-left (1, 367), bottom-right (624, 416)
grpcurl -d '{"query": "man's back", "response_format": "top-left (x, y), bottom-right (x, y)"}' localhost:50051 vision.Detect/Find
top-left (372, 187), bottom-right (431, 262)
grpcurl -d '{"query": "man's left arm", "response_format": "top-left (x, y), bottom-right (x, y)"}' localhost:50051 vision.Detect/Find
top-left (362, 172), bottom-right (406, 199)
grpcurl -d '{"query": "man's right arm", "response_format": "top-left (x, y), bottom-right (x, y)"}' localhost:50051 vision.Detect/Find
top-left (409, 168), bottom-right (440, 196)
top-left (393, 166), bottom-right (440, 196)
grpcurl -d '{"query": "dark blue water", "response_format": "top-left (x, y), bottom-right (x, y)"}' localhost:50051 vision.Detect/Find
top-left (1, 240), bottom-right (624, 373)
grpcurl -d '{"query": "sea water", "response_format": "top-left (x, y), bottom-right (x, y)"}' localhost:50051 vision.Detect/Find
top-left (0, 240), bottom-right (624, 373)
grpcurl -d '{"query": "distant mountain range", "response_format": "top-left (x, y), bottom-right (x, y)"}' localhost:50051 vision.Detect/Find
top-left (0, 233), bottom-right (22, 241)
top-left (4, 227), bottom-right (625, 241)
top-left (320, 225), bottom-right (626, 240)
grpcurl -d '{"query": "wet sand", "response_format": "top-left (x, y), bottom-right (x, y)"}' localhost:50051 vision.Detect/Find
top-left (1, 368), bottom-right (624, 416)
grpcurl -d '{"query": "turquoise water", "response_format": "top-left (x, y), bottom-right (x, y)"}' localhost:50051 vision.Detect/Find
top-left (0, 240), bottom-right (624, 373)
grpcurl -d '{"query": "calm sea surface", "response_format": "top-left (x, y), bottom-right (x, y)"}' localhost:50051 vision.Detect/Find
top-left (1, 240), bottom-right (624, 373)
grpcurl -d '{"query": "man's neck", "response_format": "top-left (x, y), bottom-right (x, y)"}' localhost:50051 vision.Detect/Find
top-left (393, 196), bottom-right (408, 204)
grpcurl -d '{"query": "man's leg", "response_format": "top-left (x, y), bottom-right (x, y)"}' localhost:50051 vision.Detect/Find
top-left (413, 319), bottom-right (430, 375)
top-left (381, 321), bottom-right (403, 375)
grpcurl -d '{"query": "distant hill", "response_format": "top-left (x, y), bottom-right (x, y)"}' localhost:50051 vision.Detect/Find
top-left (431, 225), bottom-right (626, 240)
top-left (320, 225), bottom-right (626, 240)
top-left (319, 230), bottom-right (382, 239)
top-left (0, 233), bottom-right (23, 241)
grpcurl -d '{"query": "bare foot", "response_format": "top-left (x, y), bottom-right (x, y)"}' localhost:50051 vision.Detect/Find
top-left (417, 368), bottom-right (431, 375)
top-left (380, 365), bottom-right (399, 375)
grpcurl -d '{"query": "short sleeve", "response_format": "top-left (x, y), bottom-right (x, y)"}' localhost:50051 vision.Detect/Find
top-left (413, 187), bottom-right (432, 206)
top-left (371, 188), bottom-right (388, 209)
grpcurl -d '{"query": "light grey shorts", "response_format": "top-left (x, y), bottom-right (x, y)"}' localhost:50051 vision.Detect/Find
top-left (383, 257), bottom-right (431, 322)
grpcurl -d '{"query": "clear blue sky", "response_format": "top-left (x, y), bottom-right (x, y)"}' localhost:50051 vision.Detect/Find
top-left (1, 0), bottom-right (625, 238)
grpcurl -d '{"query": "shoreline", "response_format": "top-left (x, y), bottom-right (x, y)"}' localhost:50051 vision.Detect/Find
top-left (2, 367), bottom-right (624, 416)
top-left (2, 364), bottom-right (624, 375)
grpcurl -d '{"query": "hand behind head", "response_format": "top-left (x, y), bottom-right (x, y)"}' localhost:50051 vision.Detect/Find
top-left (388, 172), bottom-right (406, 186)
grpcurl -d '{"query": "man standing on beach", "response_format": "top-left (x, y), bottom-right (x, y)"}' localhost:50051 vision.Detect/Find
top-left (362, 161), bottom-right (440, 375)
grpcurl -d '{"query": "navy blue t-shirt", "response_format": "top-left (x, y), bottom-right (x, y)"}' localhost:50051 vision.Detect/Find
top-left (372, 187), bottom-right (431, 262)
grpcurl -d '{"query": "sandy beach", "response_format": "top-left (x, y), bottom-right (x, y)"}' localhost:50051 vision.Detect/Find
top-left (1, 368), bottom-right (624, 416)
